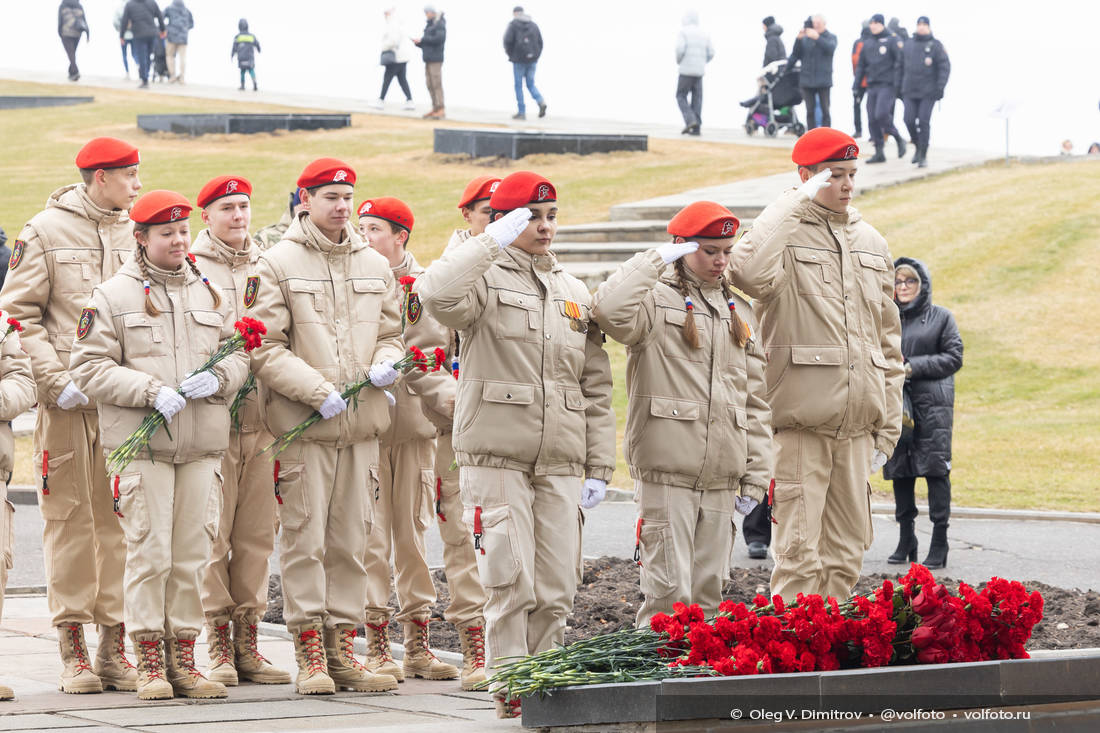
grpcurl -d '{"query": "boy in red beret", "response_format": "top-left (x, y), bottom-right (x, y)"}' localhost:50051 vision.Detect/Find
top-left (190, 176), bottom-right (292, 688)
top-left (246, 158), bottom-right (404, 695)
top-left (0, 137), bottom-right (142, 694)
top-left (727, 127), bottom-right (904, 603)
top-left (415, 171), bottom-right (616, 718)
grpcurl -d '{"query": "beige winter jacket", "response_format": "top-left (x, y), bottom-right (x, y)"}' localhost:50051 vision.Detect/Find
top-left (190, 228), bottom-right (264, 433)
top-left (727, 189), bottom-right (904, 454)
top-left (592, 249), bottom-right (772, 499)
top-left (0, 334), bottom-right (37, 481)
top-left (0, 184), bottom-right (133, 408)
top-left (248, 214), bottom-right (404, 446)
top-left (415, 234), bottom-right (616, 481)
top-left (69, 258), bottom-right (248, 464)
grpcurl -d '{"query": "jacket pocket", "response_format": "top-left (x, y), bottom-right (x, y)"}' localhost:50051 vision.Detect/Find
top-left (51, 250), bottom-right (97, 292)
top-left (34, 449), bottom-right (78, 521)
top-left (116, 472), bottom-right (151, 544)
top-left (204, 467), bottom-right (224, 540)
top-left (495, 289), bottom-right (540, 342)
top-left (483, 381), bottom-right (535, 406)
top-left (122, 312), bottom-right (168, 358)
top-left (649, 397), bottom-right (700, 421)
top-left (2, 500), bottom-right (14, 571)
top-left (557, 299), bottom-right (591, 352)
top-left (465, 504), bottom-right (521, 588)
top-left (790, 247), bottom-right (833, 296)
top-left (286, 279), bottom-right (327, 323)
top-left (661, 307), bottom-right (706, 363)
top-left (189, 309), bottom-right (223, 360)
top-left (274, 461), bottom-right (310, 531)
top-left (856, 251), bottom-right (888, 302)
top-left (349, 278), bottom-right (386, 355)
top-left (771, 481), bottom-right (807, 557)
top-left (638, 519), bottom-right (676, 599)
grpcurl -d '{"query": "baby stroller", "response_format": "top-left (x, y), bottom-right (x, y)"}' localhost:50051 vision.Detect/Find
top-left (743, 61), bottom-right (805, 137)
top-left (152, 36), bottom-right (170, 83)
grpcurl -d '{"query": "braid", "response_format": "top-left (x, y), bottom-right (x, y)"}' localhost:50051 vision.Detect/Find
top-left (719, 278), bottom-right (751, 348)
top-left (186, 257), bottom-right (222, 308)
top-left (134, 247), bottom-right (162, 317)
top-left (673, 258), bottom-right (701, 350)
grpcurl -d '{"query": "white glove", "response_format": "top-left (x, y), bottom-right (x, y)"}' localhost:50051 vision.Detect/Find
top-left (319, 390), bottom-right (347, 420)
top-left (797, 167), bottom-right (832, 200)
top-left (735, 496), bottom-right (759, 516)
top-left (870, 449), bottom-right (888, 473)
top-left (57, 381), bottom-right (89, 410)
top-left (368, 360), bottom-right (400, 387)
top-left (656, 240), bottom-right (699, 264)
top-left (484, 207), bottom-right (532, 249)
top-left (580, 478), bottom-right (607, 509)
top-left (179, 371), bottom-right (219, 400)
top-left (384, 390), bottom-right (396, 407)
top-left (153, 386), bottom-right (186, 423)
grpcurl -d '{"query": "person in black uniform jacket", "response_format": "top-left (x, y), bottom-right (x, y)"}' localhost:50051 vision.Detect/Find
top-left (883, 258), bottom-right (962, 570)
top-left (899, 17), bottom-right (950, 168)
top-left (855, 14), bottom-right (905, 163)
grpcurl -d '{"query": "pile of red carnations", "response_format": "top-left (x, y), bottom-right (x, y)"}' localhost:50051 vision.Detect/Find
top-left (488, 564), bottom-right (1044, 698)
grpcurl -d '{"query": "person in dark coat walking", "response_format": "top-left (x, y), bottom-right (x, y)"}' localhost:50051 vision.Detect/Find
top-left (58, 0), bottom-right (89, 81)
top-left (414, 6), bottom-right (447, 119)
top-left (231, 19), bottom-right (260, 91)
top-left (118, 0), bottom-right (165, 88)
top-left (850, 20), bottom-right (871, 138)
top-left (761, 17), bottom-right (786, 67)
top-left (855, 14), bottom-right (905, 162)
top-left (504, 6), bottom-right (546, 120)
top-left (883, 258), bottom-right (962, 570)
top-left (899, 17), bottom-right (950, 168)
top-left (787, 14), bottom-right (836, 130)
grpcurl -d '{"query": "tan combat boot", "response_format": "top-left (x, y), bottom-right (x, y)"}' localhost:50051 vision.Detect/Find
top-left (0, 683), bottom-right (13, 700)
top-left (93, 623), bottom-right (138, 691)
top-left (494, 690), bottom-right (522, 719)
top-left (132, 635), bottom-right (173, 700)
top-left (364, 618), bottom-right (404, 682)
top-left (402, 618), bottom-right (458, 680)
top-left (204, 617), bottom-right (237, 686)
top-left (165, 637), bottom-right (228, 699)
top-left (323, 624), bottom-right (398, 692)
top-left (233, 614), bottom-right (291, 684)
top-left (291, 623), bottom-right (335, 695)
top-left (457, 620), bottom-right (488, 691)
top-left (57, 623), bottom-right (103, 693)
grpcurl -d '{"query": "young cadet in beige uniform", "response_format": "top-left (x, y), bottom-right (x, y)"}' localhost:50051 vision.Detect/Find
top-left (0, 322), bottom-right (37, 702)
top-left (69, 190), bottom-right (248, 700)
top-left (416, 171), bottom-right (616, 718)
top-left (591, 202), bottom-right (773, 626)
top-left (356, 197), bottom-right (459, 683)
top-left (0, 137), bottom-right (140, 694)
top-left (247, 158), bottom-right (404, 695)
top-left (442, 175), bottom-right (500, 256)
top-left (727, 128), bottom-right (904, 602)
top-left (192, 176), bottom-right (291, 687)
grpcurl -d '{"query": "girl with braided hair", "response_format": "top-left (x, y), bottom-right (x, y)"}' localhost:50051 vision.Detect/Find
top-left (69, 190), bottom-right (247, 701)
top-left (591, 200), bottom-right (773, 627)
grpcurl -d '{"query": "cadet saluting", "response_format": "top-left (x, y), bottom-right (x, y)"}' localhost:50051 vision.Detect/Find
top-left (69, 190), bottom-right (248, 700)
top-left (591, 202), bottom-right (772, 626)
top-left (415, 171), bottom-right (616, 718)
top-left (0, 137), bottom-right (140, 694)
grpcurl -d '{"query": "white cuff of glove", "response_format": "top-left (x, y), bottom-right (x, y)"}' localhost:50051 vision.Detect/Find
top-left (179, 371), bottom-right (219, 400)
top-left (656, 240), bottom-right (699, 264)
top-left (384, 390), bottom-right (396, 407)
top-left (368, 360), bottom-right (400, 388)
top-left (870, 449), bottom-right (888, 474)
top-left (484, 207), bottom-right (532, 250)
top-left (734, 496), bottom-right (759, 516)
top-left (153, 386), bottom-right (186, 423)
top-left (319, 390), bottom-right (347, 420)
top-left (580, 478), bottom-right (607, 509)
top-left (57, 381), bottom-right (89, 410)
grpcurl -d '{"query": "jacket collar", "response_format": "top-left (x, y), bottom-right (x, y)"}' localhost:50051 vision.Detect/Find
top-left (48, 184), bottom-right (128, 226)
top-left (497, 246), bottom-right (561, 274)
top-left (797, 195), bottom-right (863, 227)
top-left (191, 228), bottom-right (257, 267)
top-left (288, 212), bottom-right (364, 255)
top-left (658, 262), bottom-right (725, 311)
top-left (120, 253), bottom-right (194, 287)
top-left (391, 249), bottom-right (422, 279)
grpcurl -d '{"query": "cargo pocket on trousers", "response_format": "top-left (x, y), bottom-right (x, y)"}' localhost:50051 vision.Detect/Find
top-left (274, 462), bottom-right (309, 532)
top-left (115, 473), bottom-right (150, 544)
top-left (34, 449), bottom-right (79, 521)
top-left (365, 465), bottom-right (380, 534)
top-left (771, 482), bottom-right (807, 557)
top-left (638, 519), bottom-right (676, 599)
top-left (575, 508), bottom-right (586, 585)
top-left (863, 482), bottom-right (875, 551)
top-left (415, 469), bottom-right (435, 531)
top-left (463, 504), bottom-right (520, 588)
top-left (204, 468), bottom-right (224, 541)
top-left (2, 500), bottom-right (15, 571)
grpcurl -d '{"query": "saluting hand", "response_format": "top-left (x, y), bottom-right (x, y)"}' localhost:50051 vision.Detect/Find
top-left (656, 240), bottom-right (699, 264)
top-left (484, 207), bottom-right (532, 250)
top-left (797, 168), bottom-right (833, 200)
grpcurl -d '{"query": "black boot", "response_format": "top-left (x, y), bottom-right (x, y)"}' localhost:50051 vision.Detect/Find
top-left (911, 145), bottom-right (921, 164)
top-left (867, 144), bottom-right (887, 164)
top-left (895, 134), bottom-right (907, 159)
top-left (887, 522), bottom-right (918, 564)
top-left (922, 525), bottom-right (948, 569)
top-left (917, 146), bottom-right (928, 168)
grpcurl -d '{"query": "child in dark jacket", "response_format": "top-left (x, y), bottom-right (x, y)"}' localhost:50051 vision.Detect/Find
top-left (231, 19), bottom-right (261, 91)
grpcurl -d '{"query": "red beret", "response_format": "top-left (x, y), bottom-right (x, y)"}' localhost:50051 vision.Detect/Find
top-left (667, 201), bottom-right (740, 239)
top-left (197, 175), bottom-right (252, 208)
top-left (297, 157), bottom-right (357, 190)
top-left (357, 196), bottom-right (414, 231)
top-left (457, 175), bottom-right (502, 209)
top-left (489, 171), bottom-right (556, 211)
top-left (130, 190), bottom-right (192, 225)
top-left (791, 127), bottom-right (859, 166)
top-left (75, 137), bottom-right (140, 170)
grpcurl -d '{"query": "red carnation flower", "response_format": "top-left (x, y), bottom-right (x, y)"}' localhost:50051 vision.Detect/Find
top-left (6, 317), bottom-right (23, 333)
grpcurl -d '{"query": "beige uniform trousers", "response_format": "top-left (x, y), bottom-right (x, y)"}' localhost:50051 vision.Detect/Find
top-left (201, 428), bottom-right (277, 621)
top-left (1, 483), bottom-right (13, 621)
top-left (363, 438), bottom-right (436, 624)
top-left (434, 433), bottom-right (486, 627)
top-left (460, 466), bottom-right (581, 674)
top-left (115, 458), bottom-right (220, 638)
top-left (276, 440), bottom-right (378, 629)
top-left (635, 483), bottom-right (737, 627)
top-left (770, 429), bottom-right (875, 602)
top-left (34, 407), bottom-right (125, 626)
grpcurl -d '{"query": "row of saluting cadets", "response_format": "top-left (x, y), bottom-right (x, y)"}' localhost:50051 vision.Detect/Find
top-left (0, 126), bottom-right (902, 717)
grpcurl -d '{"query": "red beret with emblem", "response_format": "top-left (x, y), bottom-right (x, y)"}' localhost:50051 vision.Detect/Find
top-left (130, 190), bottom-right (193, 225)
top-left (791, 127), bottom-right (860, 166)
top-left (357, 197), bottom-right (415, 232)
top-left (75, 137), bottom-right (140, 170)
top-left (489, 171), bottom-right (556, 211)
top-left (197, 175), bottom-right (253, 208)
top-left (297, 157), bottom-right (357, 190)
top-left (457, 176), bottom-right (502, 209)
top-left (667, 201), bottom-right (741, 239)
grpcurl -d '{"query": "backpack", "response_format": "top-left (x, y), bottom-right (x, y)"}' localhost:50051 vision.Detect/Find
top-left (514, 25), bottom-right (538, 61)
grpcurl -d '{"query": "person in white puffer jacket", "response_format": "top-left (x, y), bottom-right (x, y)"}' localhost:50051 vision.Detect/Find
top-left (675, 10), bottom-right (714, 136)
top-left (374, 7), bottom-right (415, 110)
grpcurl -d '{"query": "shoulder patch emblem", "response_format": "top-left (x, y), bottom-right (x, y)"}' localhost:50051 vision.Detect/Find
top-left (8, 240), bottom-right (24, 270)
top-left (243, 276), bottom-right (259, 309)
top-left (406, 292), bottom-right (422, 324)
top-left (76, 307), bottom-right (96, 340)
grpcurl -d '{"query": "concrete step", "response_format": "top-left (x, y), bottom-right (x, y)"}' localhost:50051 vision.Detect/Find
top-left (553, 241), bottom-right (661, 263)
top-left (609, 201), bottom-right (765, 222)
top-left (561, 261), bottom-right (620, 290)
top-left (555, 219), bottom-right (669, 242)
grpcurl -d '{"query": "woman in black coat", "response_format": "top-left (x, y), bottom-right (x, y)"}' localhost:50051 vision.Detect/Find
top-left (884, 257), bottom-right (962, 569)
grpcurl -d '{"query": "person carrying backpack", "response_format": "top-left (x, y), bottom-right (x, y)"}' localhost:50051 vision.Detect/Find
top-left (503, 6), bottom-right (546, 120)
top-left (231, 19), bottom-right (261, 91)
